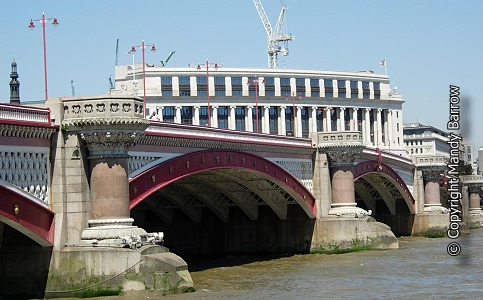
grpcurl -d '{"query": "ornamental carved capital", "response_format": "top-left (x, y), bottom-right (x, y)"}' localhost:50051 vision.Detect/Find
top-left (420, 166), bottom-right (445, 182)
top-left (324, 147), bottom-right (363, 169)
top-left (467, 183), bottom-right (483, 194)
top-left (80, 131), bottom-right (144, 159)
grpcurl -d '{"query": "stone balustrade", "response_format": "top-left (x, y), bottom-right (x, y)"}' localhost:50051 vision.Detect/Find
top-left (315, 131), bottom-right (363, 148)
top-left (0, 103), bottom-right (52, 124)
top-left (413, 155), bottom-right (447, 167)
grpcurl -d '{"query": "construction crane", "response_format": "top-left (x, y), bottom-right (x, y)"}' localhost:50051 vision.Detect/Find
top-left (253, 0), bottom-right (293, 68)
top-left (160, 51), bottom-right (175, 66)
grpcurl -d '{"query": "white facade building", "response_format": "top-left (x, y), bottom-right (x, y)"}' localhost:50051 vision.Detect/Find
top-left (111, 65), bottom-right (406, 154)
top-left (403, 123), bottom-right (450, 158)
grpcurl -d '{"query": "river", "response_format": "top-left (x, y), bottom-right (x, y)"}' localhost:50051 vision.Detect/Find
top-left (90, 229), bottom-right (483, 299)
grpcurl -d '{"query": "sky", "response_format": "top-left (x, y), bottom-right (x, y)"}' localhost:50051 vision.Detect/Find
top-left (1, 0), bottom-right (482, 148)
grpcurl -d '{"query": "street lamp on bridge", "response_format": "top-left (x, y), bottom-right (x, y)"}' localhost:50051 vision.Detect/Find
top-left (128, 41), bottom-right (156, 117)
top-left (197, 60), bottom-right (219, 127)
top-left (28, 13), bottom-right (59, 102)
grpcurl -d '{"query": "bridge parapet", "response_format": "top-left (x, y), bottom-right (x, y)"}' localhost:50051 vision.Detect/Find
top-left (0, 103), bottom-right (51, 124)
top-left (413, 155), bottom-right (447, 168)
top-left (62, 96), bottom-right (150, 158)
top-left (460, 175), bottom-right (483, 184)
top-left (314, 131), bottom-right (363, 149)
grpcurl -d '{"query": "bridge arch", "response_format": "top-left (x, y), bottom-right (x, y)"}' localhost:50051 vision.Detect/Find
top-left (0, 181), bottom-right (54, 246)
top-left (353, 161), bottom-right (415, 235)
top-left (129, 150), bottom-right (316, 220)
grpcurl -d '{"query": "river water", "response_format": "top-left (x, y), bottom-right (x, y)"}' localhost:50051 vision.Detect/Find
top-left (94, 229), bottom-right (483, 299)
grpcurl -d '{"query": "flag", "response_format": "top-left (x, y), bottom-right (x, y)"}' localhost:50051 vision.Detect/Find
top-left (379, 59), bottom-right (386, 68)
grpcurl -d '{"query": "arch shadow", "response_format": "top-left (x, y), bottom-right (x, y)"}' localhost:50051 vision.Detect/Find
top-left (353, 161), bottom-right (415, 236)
top-left (129, 150), bottom-right (316, 218)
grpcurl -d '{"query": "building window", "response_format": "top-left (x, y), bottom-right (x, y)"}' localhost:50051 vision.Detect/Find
top-left (197, 76), bottom-right (207, 97)
top-left (232, 76), bottom-right (242, 96)
top-left (280, 77), bottom-right (291, 96)
top-left (285, 106), bottom-right (294, 135)
top-left (235, 106), bottom-right (246, 131)
top-left (181, 106), bottom-right (193, 124)
top-left (161, 77), bottom-right (172, 97)
top-left (248, 77), bottom-right (259, 97)
top-left (344, 109), bottom-right (351, 130)
top-left (337, 80), bottom-right (346, 98)
top-left (179, 76), bottom-right (191, 96)
top-left (269, 107), bottom-right (278, 134)
top-left (252, 106), bottom-right (263, 132)
top-left (362, 81), bottom-right (370, 99)
top-left (374, 82), bottom-right (381, 100)
top-left (296, 78), bottom-right (305, 95)
top-left (310, 78), bottom-right (320, 97)
top-left (350, 81), bottom-right (358, 99)
top-left (214, 76), bottom-right (225, 96)
top-left (163, 106), bottom-right (175, 122)
top-left (316, 108), bottom-right (324, 131)
top-left (301, 107), bottom-right (309, 137)
top-left (324, 79), bottom-right (333, 98)
top-left (199, 106), bottom-right (209, 126)
top-left (217, 106), bottom-right (228, 129)
top-left (264, 77), bottom-right (275, 97)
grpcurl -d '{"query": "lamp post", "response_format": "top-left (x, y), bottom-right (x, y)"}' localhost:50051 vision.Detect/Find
top-left (286, 92), bottom-right (302, 136)
top-left (128, 41), bottom-right (156, 117)
top-left (247, 77), bottom-right (262, 133)
top-left (197, 60), bottom-right (219, 127)
top-left (28, 13), bottom-right (59, 101)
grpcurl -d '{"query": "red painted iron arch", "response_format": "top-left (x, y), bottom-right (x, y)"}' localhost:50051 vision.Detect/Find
top-left (352, 161), bottom-right (415, 213)
top-left (129, 150), bottom-right (316, 218)
top-left (0, 183), bottom-right (54, 246)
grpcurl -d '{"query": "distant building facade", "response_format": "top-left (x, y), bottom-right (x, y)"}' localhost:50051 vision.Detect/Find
top-left (111, 65), bottom-right (406, 154)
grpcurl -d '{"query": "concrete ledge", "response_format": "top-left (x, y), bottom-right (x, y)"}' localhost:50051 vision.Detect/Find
top-left (45, 246), bottom-right (193, 298)
top-left (310, 217), bottom-right (398, 253)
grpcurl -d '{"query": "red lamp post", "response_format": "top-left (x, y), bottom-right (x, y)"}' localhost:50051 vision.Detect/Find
top-left (128, 41), bottom-right (156, 117)
top-left (28, 13), bottom-right (59, 101)
top-left (197, 60), bottom-right (219, 127)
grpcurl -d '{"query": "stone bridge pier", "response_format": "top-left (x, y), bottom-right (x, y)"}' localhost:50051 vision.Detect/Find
top-left (412, 156), bottom-right (451, 236)
top-left (310, 132), bottom-right (398, 252)
top-left (45, 96), bottom-right (193, 297)
top-left (461, 175), bottom-right (483, 228)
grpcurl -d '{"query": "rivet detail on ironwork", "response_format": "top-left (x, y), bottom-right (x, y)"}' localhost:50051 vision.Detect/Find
top-left (186, 160), bottom-right (190, 168)
top-left (215, 155), bottom-right (220, 163)
top-left (242, 157), bottom-right (245, 165)
top-left (14, 204), bottom-right (19, 215)
top-left (133, 187), bottom-right (137, 194)
top-left (201, 157), bottom-right (205, 165)
top-left (151, 175), bottom-right (156, 183)
top-left (169, 166), bottom-right (174, 174)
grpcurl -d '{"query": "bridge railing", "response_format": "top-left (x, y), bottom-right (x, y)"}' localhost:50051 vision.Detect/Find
top-left (0, 103), bottom-right (51, 124)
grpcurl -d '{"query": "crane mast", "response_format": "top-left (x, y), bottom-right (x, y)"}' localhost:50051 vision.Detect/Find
top-left (253, 0), bottom-right (293, 68)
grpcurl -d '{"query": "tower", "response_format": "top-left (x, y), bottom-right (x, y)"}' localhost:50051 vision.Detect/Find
top-left (9, 60), bottom-right (20, 105)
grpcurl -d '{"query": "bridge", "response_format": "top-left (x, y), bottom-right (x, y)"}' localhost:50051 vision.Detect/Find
top-left (0, 96), bottom-right (481, 298)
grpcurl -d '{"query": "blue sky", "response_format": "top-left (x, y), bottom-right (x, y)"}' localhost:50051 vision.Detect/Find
top-left (1, 1), bottom-right (482, 147)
